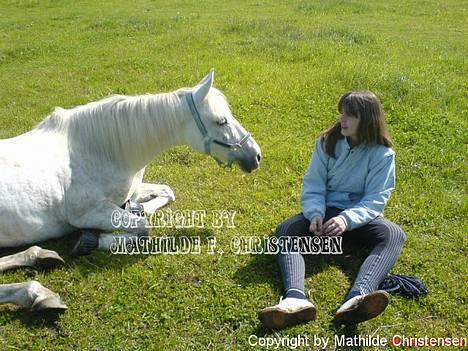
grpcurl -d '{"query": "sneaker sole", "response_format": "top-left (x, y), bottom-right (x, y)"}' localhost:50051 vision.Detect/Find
top-left (258, 305), bottom-right (316, 329)
top-left (333, 290), bottom-right (390, 325)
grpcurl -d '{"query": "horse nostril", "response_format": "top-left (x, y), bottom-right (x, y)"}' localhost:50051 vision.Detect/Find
top-left (256, 153), bottom-right (262, 163)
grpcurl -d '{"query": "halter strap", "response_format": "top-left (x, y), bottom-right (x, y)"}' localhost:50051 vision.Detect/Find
top-left (185, 92), bottom-right (251, 156)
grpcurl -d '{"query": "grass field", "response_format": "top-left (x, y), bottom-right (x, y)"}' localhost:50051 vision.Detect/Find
top-left (0, 0), bottom-right (466, 350)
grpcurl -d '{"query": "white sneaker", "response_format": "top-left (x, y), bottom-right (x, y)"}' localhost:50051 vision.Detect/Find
top-left (335, 295), bottom-right (364, 314)
top-left (258, 297), bottom-right (316, 329)
top-left (334, 290), bottom-right (390, 325)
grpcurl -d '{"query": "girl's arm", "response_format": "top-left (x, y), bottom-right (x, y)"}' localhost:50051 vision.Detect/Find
top-left (338, 151), bottom-right (395, 231)
top-left (301, 138), bottom-right (328, 221)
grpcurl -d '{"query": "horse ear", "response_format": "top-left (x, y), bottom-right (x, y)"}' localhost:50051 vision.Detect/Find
top-left (193, 70), bottom-right (214, 103)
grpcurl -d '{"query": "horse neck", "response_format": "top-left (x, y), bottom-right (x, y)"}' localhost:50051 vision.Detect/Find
top-left (68, 92), bottom-right (189, 174)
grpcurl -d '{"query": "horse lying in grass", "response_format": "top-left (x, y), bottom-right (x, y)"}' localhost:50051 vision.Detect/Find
top-left (0, 71), bottom-right (261, 312)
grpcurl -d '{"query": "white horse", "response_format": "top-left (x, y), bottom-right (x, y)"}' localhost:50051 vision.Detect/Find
top-left (0, 71), bottom-right (261, 312)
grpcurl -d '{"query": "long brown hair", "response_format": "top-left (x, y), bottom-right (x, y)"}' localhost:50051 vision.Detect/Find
top-left (320, 91), bottom-right (392, 158)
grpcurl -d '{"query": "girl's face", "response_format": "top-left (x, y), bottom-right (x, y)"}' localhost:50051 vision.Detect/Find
top-left (340, 113), bottom-right (360, 142)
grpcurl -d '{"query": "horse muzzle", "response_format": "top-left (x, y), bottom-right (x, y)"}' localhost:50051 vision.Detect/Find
top-left (237, 151), bottom-right (262, 173)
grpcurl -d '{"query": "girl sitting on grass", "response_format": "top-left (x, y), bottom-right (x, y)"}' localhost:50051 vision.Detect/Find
top-left (259, 91), bottom-right (406, 329)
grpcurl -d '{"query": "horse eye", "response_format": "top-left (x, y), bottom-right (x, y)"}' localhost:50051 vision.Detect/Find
top-left (216, 117), bottom-right (228, 126)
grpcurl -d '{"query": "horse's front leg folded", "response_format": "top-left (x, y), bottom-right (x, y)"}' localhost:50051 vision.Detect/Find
top-left (69, 201), bottom-right (149, 256)
top-left (130, 183), bottom-right (175, 214)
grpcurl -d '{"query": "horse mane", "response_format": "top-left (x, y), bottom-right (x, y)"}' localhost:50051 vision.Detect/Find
top-left (34, 87), bottom-right (231, 170)
top-left (35, 91), bottom-right (186, 168)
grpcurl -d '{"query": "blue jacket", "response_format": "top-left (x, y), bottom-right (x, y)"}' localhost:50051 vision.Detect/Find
top-left (301, 137), bottom-right (395, 231)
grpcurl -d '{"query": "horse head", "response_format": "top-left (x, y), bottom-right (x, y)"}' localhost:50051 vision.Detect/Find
top-left (181, 70), bottom-right (262, 173)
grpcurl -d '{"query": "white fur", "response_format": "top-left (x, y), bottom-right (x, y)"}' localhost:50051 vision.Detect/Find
top-left (0, 71), bottom-right (261, 247)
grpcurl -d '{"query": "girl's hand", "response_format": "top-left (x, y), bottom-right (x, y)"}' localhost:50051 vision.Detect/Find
top-left (309, 216), bottom-right (323, 235)
top-left (322, 216), bottom-right (347, 236)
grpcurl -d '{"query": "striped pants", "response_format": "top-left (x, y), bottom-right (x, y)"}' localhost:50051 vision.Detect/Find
top-left (276, 208), bottom-right (406, 300)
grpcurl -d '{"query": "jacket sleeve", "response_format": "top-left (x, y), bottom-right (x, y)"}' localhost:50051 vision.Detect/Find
top-left (301, 138), bottom-right (328, 220)
top-left (338, 151), bottom-right (395, 230)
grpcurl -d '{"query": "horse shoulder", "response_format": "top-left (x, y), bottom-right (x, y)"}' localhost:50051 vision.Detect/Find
top-left (64, 162), bottom-right (141, 223)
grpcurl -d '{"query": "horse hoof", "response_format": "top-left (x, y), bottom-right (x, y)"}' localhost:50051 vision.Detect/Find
top-left (32, 295), bottom-right (68, 312)
top-left (35, 250), bottom-right (65, 269)
top-left (71, 231), bottom-right (99, 257)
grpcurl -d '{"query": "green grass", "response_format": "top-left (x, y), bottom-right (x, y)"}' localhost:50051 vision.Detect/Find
top-left (0, 0), bottom-right (466, 350)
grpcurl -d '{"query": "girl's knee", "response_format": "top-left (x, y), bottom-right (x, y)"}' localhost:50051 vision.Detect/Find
top-left (275, 214), bottom-right (308, 238)
top-left (275, 222), bottom-right (289, 238)
top-left (394, 228), bottom-right (406, 247)
top-left (395, 228), bottom-right (406, 244)
top-left (383, 224), bottom-right (406, 247)
top-left (374, 221), bottom-right (406, 247)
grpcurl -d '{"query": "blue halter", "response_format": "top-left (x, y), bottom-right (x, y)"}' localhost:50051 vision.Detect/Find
top-left (185, 92), bottom-right (251, 166)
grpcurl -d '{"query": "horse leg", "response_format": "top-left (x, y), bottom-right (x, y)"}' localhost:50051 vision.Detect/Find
top-left (70, 201), bottom-right (149, 256)
top-left (130, 183), bottom-right (175, 213)
top-left (0, 247), bottom-right (67, 311)
top-left (0, 246), bottom-right (64, 272)
top-left (0, 281), bottom-right (67, 311)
